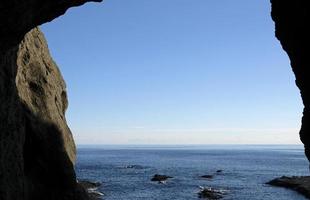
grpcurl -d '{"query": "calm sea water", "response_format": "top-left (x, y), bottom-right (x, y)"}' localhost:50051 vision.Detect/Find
top-left (76, 145), bottom-right (309, 200)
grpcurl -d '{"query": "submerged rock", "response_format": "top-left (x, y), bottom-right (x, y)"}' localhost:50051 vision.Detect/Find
top-left (267, 176), bottom-right (310, 199)
top-left (151, 174), bottom-right (173, 182)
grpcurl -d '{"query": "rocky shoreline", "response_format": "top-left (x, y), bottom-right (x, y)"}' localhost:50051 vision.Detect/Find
top-left (267, 176), bottom-right (310, 199)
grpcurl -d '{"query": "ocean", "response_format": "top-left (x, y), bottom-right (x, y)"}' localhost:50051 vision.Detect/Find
top-left (76, 145), bottom-right (309, 200)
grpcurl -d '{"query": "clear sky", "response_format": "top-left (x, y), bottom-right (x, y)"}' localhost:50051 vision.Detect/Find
top-left (41, 0), bottom-right (303, 145)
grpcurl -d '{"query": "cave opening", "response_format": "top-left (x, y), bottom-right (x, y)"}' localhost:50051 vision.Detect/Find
top-left (1, 0), bottom-right (309, 200)
top-left (41, 0), bottom-right (302, 146)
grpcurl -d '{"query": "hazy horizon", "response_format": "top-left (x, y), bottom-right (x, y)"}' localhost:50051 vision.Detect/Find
top-left (41, 0), bottom-right (302, 145)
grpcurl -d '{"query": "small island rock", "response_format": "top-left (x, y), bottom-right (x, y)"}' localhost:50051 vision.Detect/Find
top-left (201, 175), bottom-right (214, 179)
top-left (151, 174), bottom-right (173, 182)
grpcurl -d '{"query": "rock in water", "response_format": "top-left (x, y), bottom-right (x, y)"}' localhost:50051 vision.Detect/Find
top-left (201, 175), bottom-right (214, 179)
top-left (151, 174), bottom-right (173, 182)
top-left (267, 176), bottom-right (310, 199)
top-left (198, 187), bottom-right (224, 199)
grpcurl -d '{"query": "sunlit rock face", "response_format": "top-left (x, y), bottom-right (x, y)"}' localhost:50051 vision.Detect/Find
top-left (0, 27), bottom-right (86, 200)
top-left (0, 1), bottom-right (101, 200)
top-left (271, 0), bottom-right (310, 161)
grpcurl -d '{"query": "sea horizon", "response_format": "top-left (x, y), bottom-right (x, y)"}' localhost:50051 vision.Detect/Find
top-left (76, 143), bottom-right (304, 149)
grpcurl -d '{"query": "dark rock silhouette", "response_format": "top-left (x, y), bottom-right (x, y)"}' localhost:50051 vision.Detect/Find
top-left (0, 1), bottom-right (102, 200)
top-left (151, 174), bottom-right (173, 182)
top-left (267, 1), bottom-right (310, 198)
top-left (201, 175), bottom-right (214, 179)
top-left (271, 0), bottom-right (310, 161)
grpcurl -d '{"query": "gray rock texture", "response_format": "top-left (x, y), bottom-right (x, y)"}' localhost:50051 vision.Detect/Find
top-left (1, 27), bottom-right (83, 200)
top-left (0, 1), bottom-right (101, 200)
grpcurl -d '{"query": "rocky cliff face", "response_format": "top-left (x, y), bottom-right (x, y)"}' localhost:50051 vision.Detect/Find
top-left (271, 0), bottom-right (310, 161)
top-left (0, 1), bottom-right (101, 200)
top-left (0, 27), bottom-right (85, 200)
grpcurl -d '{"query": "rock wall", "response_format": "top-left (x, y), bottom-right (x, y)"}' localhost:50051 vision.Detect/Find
top-left (0, 1), bottom-right (101, 200)
top-left (271, 0), bottom-right (310, 161)
top-left (0, 27), bottom-right (84, 200)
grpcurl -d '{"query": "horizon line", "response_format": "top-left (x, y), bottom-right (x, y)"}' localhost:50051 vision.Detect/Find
top-left (76, 143), bottom-right (303, 146)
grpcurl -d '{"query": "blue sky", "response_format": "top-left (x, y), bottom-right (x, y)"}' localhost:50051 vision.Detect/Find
top-left (41, 0), bottom-right (303, 145)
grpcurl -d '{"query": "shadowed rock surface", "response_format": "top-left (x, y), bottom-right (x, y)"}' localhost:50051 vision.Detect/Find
top-left (267, 176), bottom-right (310, 199)
top-left (268, 1), bottom-right (310, 198)
top-left (0, 1), bottom-right (101, 200)
top-left (271, 0), bottom-right (310, 161)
